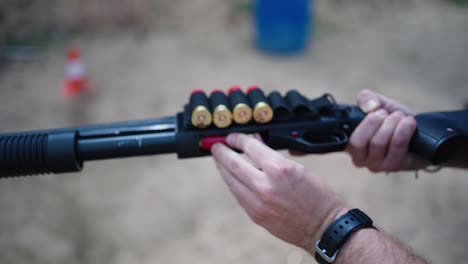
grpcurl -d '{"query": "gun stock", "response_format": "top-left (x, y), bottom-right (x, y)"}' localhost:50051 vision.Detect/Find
top-left (411, 110), bottom-right (468, 165)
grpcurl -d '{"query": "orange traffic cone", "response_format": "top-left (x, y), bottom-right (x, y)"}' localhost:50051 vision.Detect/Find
top-left (62, 44), bottom-right (90, 99)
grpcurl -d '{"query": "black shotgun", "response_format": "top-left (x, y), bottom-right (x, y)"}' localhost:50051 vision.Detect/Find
top-left (1, 88), bottom-right (467, 178)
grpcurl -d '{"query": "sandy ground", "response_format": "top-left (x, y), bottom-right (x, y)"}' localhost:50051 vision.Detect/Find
top-left (1, 1), bottom-right (468, 263)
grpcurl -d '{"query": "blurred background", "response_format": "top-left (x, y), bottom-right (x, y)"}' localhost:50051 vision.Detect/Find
top-left (1, 0), bottom-right (468, 263)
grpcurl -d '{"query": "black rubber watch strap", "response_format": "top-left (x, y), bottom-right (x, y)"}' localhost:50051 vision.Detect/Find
top-left (314, 209), bottom-right (374, 263)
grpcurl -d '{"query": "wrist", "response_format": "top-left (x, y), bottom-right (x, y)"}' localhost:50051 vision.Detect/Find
top-left (314, 209), bottom-right (376, 263)
top-left (301, 204), bottom-right (349, 251)
top-left (334, 227), bottom-right (380, 264)
top-left (308, 208), bottom-right (428, 264)
top-left (314, 207), bottom-right (349, 242)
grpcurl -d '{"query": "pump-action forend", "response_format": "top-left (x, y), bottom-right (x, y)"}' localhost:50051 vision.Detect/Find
top-left (0, 87), bottom-right (467, 178)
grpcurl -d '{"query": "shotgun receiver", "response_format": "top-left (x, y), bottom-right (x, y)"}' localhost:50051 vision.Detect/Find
top-left (0, 87), bottom-right (467, 178)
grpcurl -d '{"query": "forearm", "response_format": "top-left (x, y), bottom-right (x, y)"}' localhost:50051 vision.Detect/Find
top-left (334, 227), bottom-right (427, 264)
top-left (305, 207), bottom-right (427, 264)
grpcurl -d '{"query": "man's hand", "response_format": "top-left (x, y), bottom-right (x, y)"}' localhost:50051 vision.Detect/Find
top-left (347, 90), bottom-right (428, 172)
top-left (211, 133), bottom-right (346, 250)
top-left (211, 133), bottom-right (429, 264)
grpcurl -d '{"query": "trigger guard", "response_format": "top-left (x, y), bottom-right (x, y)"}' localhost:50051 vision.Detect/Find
top-left (265, 128), bottom-right (350, 154)
top-left (297, 130), bottom-right (348, 153)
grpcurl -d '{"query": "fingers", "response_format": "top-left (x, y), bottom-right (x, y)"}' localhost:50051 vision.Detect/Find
top-left (226, 133), bottom-right (284, 168)
top-left (366, 111), bottom-right (405, 170)
top-left (211, 143), bottom-right (264, 192)
top-left (348, 109), bottom-right (388, 167)
top-left (212, 140), bottom-right (302, 226)
top-left (214, 159), bottom-right (263, 213)
top-left (348, 110), bottom-right (419, 172)
top-left (354, 89), bottom-right (418, 172)
top-left (357, 89), bottom-right (412, 115)
top-left (380, 116), bottom-right (417, 171)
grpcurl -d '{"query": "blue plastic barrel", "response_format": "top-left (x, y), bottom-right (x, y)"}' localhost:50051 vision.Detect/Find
top-left (254, 0), bottom-right (312, 54)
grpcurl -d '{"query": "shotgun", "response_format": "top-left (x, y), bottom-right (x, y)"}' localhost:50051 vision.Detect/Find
top-left (1, 87), bottom-right (467, 178)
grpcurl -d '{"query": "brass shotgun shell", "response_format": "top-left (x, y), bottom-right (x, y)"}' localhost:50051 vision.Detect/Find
top-left (210, 89), bottom-right (233, 128)
top-left (253, 101), bottom-right (273, 123)
top-left (191, 105), bottom-right (212, 128)
top-left (247, 85), bottom-right (274, 123)
top-left (213, 104), bottom-right (232, 128)
top-left (232, 103), bottom-right (253, 124)
top-left (190, 89), bottom-right (212, 128)
top-left (228, 86), bottom-right (253, 124)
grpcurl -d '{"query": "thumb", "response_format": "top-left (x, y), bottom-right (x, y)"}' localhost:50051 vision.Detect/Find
top-left (357, 89), bottom-right (412, 115)
top-left (357, 89), bottom-right (381, 113)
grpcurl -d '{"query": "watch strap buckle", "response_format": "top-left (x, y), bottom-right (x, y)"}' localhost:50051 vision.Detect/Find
top-left (315, 240), bottom-right (339, 263)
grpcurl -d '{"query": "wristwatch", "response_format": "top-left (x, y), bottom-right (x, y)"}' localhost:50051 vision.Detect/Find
top-left (314, 209), bottom-right (374, 263)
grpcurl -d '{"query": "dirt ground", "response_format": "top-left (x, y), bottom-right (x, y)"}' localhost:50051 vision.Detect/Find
top-left (1, 0), bottom-right (468, 263)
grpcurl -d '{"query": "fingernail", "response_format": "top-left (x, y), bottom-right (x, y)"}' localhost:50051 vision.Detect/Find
top-left (226, 133), bottom-right (239, 146)
top-left (375, 109), bottom-right (387, 117)
top-left (211, 143), bottom-right (221, 154)
top-left (362, 99), bottom-right (379, 113)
